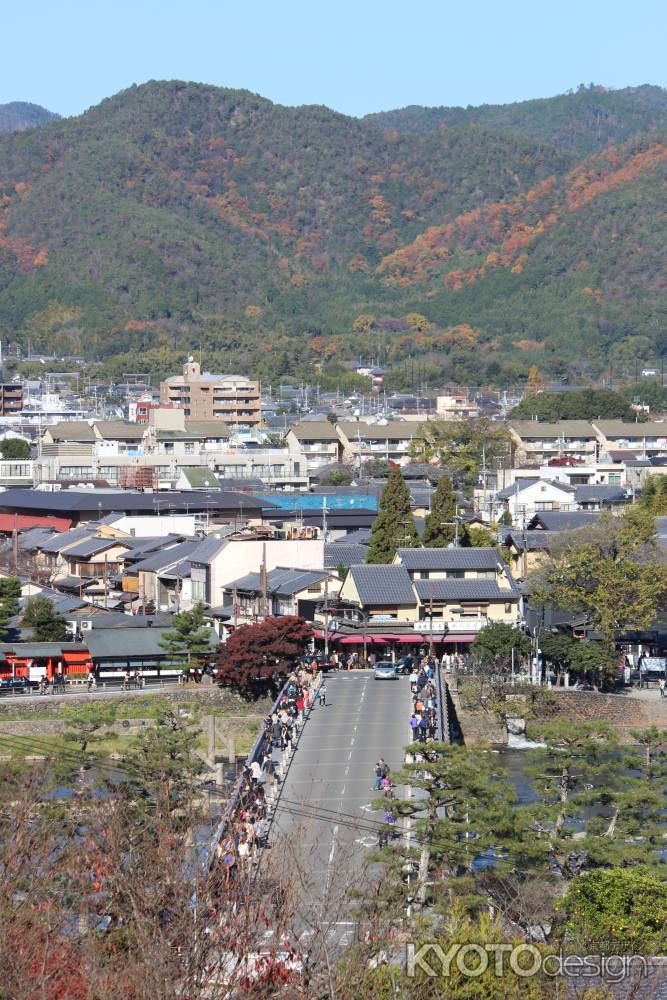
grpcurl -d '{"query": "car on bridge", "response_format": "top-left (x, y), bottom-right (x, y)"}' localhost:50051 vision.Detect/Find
top-left (374, 661), bottom-right (397, 680)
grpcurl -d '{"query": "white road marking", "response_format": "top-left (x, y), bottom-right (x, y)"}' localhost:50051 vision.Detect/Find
top-left (344, 765), bottom-right (349, 776)
top-left (348, 750), bottom-right (352, 760)
top-left (341, 785), bottom-right (346, 795)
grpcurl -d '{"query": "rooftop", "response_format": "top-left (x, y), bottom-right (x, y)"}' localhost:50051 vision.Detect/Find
top-left (395, 547), bottom-right (502, 571)
top-left (348, 564), bottom-right (415, 606)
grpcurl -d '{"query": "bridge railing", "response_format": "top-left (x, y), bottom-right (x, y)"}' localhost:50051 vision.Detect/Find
top-left (434, 658), bottom-right (450, 745)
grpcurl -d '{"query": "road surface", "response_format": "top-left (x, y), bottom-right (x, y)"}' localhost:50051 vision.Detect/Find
top-left (264, 669), bottom-right (413, 951)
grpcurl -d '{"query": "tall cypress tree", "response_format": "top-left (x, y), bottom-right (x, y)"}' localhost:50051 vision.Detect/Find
top-left (366, 466), bottom-right (419, 563)
top-left (423, 473), bottom-right (466, 547)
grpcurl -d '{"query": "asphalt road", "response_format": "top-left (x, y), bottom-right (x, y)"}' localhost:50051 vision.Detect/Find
top-left (265, 669), bottom-right (413, 951)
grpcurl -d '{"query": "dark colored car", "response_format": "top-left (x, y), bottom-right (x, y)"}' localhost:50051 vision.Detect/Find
top-left (296, 654), bottom-right (337, 673)
top-left (395, 655), bottom-right (415, 675)
top-left (0, 676), bottom-right (38, 693)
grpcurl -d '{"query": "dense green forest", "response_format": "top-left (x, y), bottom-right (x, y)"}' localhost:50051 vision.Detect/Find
top-left (0, 81), bottom-right (665, 387)
top-left (366, 84), bottom-right (667, 153)
top-left (0, 102), bottom-right (60, 134)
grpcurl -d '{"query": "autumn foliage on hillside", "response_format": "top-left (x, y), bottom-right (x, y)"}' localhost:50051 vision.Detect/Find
top-left (0, 80), bottom-right (666, 381)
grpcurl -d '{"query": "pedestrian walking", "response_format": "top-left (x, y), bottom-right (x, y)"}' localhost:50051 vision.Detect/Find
top-left (373, 758), bottom-right (388, 790)
top-left (659, 677), bottom-right (666, 698)
top-left (318, 684), bottom-right (326, 706)
top-left (409, 712), bottom-right (420, 742)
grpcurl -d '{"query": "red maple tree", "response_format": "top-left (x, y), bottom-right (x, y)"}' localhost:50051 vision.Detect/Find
top-left (215, 616), bottom-right (313, 697)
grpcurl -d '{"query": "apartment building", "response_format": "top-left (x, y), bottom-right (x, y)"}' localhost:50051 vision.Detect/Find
top-left (285, 422), bottom-right (341, 470)
top-left (0, 382), bottom-right (23, 415)
top-left (508, 421), bottom-right (598, 464)
top-left (337, 420), bottom-right (416, 466)
top-left (159, 360), bottom-right (261, 428)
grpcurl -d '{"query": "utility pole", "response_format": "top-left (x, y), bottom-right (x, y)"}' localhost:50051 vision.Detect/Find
top-left (260, 543), bottom-right (268, 618)
top-left (104, 554), bottom-right (108, 610)
top-left (323, 577), bottom-right (329, 658)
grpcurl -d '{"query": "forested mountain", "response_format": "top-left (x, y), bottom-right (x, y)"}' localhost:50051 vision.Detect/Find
top-left (366, 85), bottom-right (667, 154)
top-left (0, 102), bottom-right (60, 133)
top-left (0, 80), bottom-right (665, 387)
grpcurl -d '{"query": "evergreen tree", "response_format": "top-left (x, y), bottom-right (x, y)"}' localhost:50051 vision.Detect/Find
top-left (0, 577), bottom-right (21, 638)
top-left (21, 595), bottom-right (68, 641)
top-left (423, 474), bottom-right (466, 547)
top-left (366, 466), bottom-right (419, 563)
top-left (524, 721), bottom-right (665, 876)
top-left (158, 602), bottom-right (214, 664)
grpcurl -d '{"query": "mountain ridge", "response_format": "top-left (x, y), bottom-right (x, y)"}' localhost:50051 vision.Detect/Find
top-left (0, 79), bottom-right (664, 387)
top-left (0, 102), bottom-right (60, 134)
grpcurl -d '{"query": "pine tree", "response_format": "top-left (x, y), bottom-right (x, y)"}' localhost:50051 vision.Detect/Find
top-left (0, 577), bottom-right (21, 638)
top-left (524, 721), bottom-right (665, 875)
top-left (366, 466), bottom-right (419, 563)
top-left (422, 473), bottom-right (464, 547)
top-left (158, 602), bottom-right (214, 664)
top-left (21, 595), bottom-right (68, 641)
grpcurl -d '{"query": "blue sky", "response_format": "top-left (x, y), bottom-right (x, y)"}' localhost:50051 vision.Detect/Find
top-left (4, 0), bottom-right (666, 117)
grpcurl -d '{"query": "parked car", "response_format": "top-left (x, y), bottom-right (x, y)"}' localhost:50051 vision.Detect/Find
top-left (374, 661), bottom-right (397, 681)
top-left (0, 676), bottom-right (38, 694)
top-left (296, 654), bottom-right (337, 673)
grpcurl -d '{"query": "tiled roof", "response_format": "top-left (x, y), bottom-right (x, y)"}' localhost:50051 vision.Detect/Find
top-left (227, 566), bottom-right (331, 596)
top-left (288, 422), bottom-right (340, 441)
top-left (348, 565), bottom-right (415, 606)
top-left (574, 484), bottom-right (629, 502)
top-left (526, 511), bottom-right (604, 531)
top-left (324, 543), bottom-right (369, 567)
top-left (508, 421), bottom-right (596, 439)
top-left (340, 528), bottom-right (371, 544)
top-left (94, 421), bottom-right (145, 440)
top-left (338, 421), bottom-right (416, 441)
top-left (593, 420), bottom-right (667, 439)
top-left (131, 540), bottom-right (202, 573)
top-left (414, 579), bottom-right (519, 601)
top-left (62, 536), bottom-right (131, 559)
top-left (45, 421), bottom-right (97, 442)
top-left (85, 627), bottom-right (218, 660)
top-left (495, 478), bottom-right (574, 500)
top-left (38, 527), bottom-right (96, 553)
top-left (396, 547), bottom-right (502, 570)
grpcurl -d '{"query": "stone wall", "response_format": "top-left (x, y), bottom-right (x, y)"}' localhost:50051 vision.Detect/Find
top-left (0, 687), bottom-right (272, 719)
top-left (532, 690), bottom-right (666, 739)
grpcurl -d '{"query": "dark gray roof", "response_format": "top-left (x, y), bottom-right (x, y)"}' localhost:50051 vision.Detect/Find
top-left (66, 611), bottom-right (174, 628)
top-left (120, 535), bottom-right (188, 561)
top-left (410, 488), bottom-right (435, 508)
top-left (396, 547), bottom-right (501, 571)
top-left (348, 565), bottom-right (415, 606)
top-left (526, 511), bottom-right (604, 531)
top-left (495, 478), bottom-right (574, 500)
top-left (505, 530), bottom-right (555, 552)
top-left (62, 536), bottom-right (131, 559)
top-left (414, 579), bottom-right (519, 601)
top-left (2, 641), bottom-right (85, 656)
top-left (131, 540), bottom-right (202, 573)
top-left (17, 526), bottom-right (56, 550)
top-left (228, 566), bottom-right (331, 597)
top-left (574, 484), bottom-right (629, 503)
top-left (324, 543), bottom-right (369, 568)
top-left (340, 528), bottom-right (371, 544)
top-left (85, 626), bottom-right (218, 660)
top-left (38, 527), bottom-right (95, 553)
top-left (188, 537), bottom-right (228, 565)
top-left (0, 489), bottom-right (271, 515)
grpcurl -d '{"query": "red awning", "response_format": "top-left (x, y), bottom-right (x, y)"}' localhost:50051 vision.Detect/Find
top-left (397, 634), bottom-right (424, 642)
top-left (338, 634), bottom-right (391, 644)
top-left (441, 634), bottom-right (476, 643)
top-left (0, 513), bottom-right (72, 533)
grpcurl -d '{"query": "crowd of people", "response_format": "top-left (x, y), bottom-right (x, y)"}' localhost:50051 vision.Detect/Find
top-left (213, 669), bottom-right (316, 879)
top-left (408, 658), bottom-right (439, 742)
